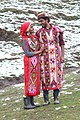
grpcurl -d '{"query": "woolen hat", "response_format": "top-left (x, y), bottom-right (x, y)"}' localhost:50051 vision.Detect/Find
top-left (37, 12), bottom-right (50, 22)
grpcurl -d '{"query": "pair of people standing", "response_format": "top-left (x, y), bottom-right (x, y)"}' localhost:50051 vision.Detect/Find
top-left (20, 12), bottom-right (65, 109)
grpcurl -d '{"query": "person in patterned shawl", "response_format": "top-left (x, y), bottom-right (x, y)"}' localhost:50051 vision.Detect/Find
top-left (36, 12), bottom-right (65, 105)
top-left (20, 21), bottom-right (43, 109)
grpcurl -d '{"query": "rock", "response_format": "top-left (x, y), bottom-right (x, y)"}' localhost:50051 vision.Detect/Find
top-left (0, 28), bottom-right (21, 46)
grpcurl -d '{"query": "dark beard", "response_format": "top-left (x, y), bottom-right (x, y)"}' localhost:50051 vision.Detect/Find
top-left (42, 24), bottom-right (47, 28)
top-left (42, 26), bottom-right (46, 28)
top-left (42, 25), bottom-right (47, 28)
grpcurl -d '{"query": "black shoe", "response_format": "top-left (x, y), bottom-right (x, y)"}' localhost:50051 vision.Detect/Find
top-left (54, 100), bottom-right (60, 104)
top-left (23, 96), bottom-right (36, 110)
top-left (43, 101), bottom-right (50, 106)
top-left (24, 105), bottom-right (36, 109)
top-left (30, 96), bottom-right (40, 107)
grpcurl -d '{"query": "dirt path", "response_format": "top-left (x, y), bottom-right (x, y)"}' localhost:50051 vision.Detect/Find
top-left (0, 75), bottom-right (23, 89)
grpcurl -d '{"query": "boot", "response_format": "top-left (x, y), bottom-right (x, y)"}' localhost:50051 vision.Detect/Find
top-left (30, 96), bottom-right (40, 107)
top-left (23, 96), bottom-right (36, 109)
top-left (43, 90), bottom-right (50, 106)
top-left (53, 89), bottom-right (60, 104)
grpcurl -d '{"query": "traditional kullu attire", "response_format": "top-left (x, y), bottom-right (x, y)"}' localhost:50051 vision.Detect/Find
top-left (36, 25), bottom-right (64, 91)
top-left (20, 22), bottom-right (40, 109)
top-left (36, 22), bottom-right (65, 104)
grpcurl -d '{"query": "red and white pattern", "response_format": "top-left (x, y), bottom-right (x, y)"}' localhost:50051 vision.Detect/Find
top-left (38, 26), bottom-right (63, 90)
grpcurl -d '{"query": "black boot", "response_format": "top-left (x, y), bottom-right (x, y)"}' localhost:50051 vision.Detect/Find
top-left (53, 89), bottom-right (60, 104)
top-left (23, 96), bottom-right (36, 109)
top-left (30, 96), bottom-right (40, 107)
top-left (43, 90), bottom-right (50, 106)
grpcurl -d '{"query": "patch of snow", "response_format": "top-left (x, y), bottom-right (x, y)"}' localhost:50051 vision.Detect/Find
top-left (55, 107), bottom-right (61, 110)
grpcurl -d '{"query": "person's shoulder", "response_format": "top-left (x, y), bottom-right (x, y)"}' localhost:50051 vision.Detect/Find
top-left (52, 25), bottom-right (63, 33)
top-left (36, 27), bottom-right (42, 32)
top-left (36, 27), bottom-right (42, 36)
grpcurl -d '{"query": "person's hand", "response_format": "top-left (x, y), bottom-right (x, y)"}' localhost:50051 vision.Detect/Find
top-left (40, 45), bottom-right (44, 52)
top-left (34, 50), bottom-right (42, 55)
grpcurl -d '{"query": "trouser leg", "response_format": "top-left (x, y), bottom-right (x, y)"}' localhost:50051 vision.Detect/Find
top-left (53, 89), bottom-right (60, 104)
top-left (43, 90), bottom-right (50, 105)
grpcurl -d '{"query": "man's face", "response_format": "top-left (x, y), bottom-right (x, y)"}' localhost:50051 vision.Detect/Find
top-left (38, 18), bottom-right (47, 28)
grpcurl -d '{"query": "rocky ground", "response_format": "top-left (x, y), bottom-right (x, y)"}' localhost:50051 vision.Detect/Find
top-left (0, 28), bottom-right (22, 89)
top-left (0, 28), bottom-right (21, 46)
